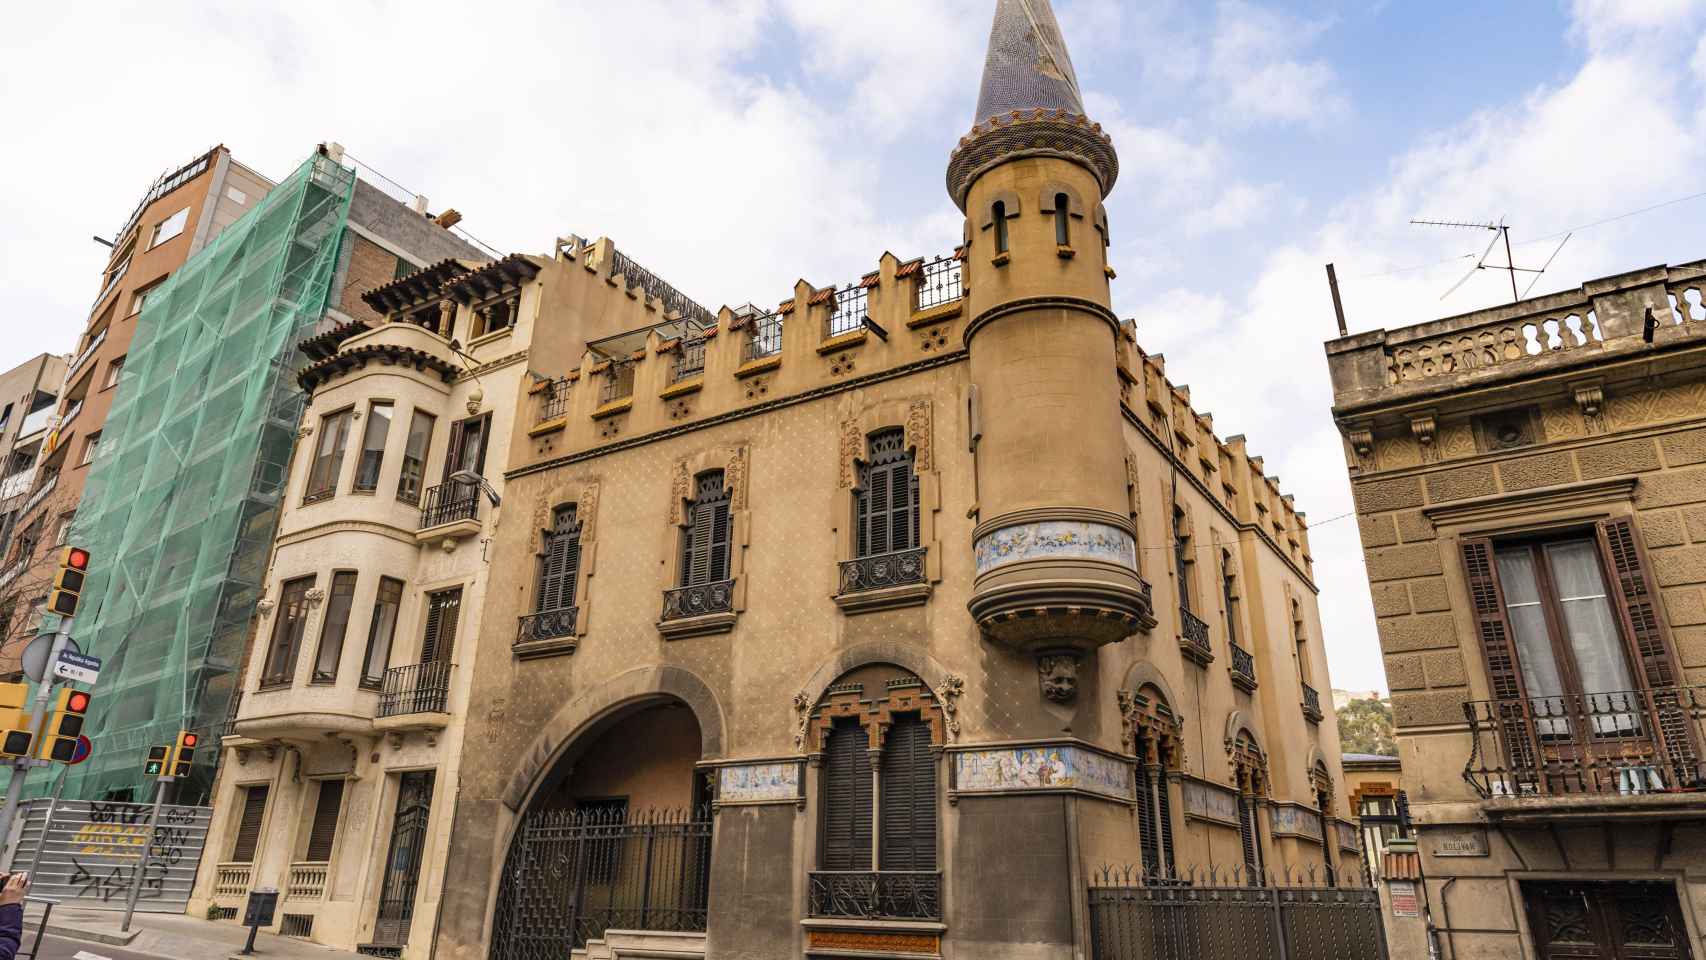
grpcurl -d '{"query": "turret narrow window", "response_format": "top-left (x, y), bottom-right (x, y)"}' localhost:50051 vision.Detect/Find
top-left (855, 429), bottom-right (919, 559)
top-left (680, 471), bottom-right (731, 587)
top-left (992, 200), bottom-right (1009, 253)
top-left (1054, 192), bottom-right (1070, 245)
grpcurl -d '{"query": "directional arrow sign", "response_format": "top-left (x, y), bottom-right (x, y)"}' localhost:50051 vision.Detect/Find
top-left (53, 650), bottom-right (101, 685)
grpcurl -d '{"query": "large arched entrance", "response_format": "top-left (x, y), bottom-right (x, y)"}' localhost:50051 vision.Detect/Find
top-left (490, 696), bottom-right (712, 960)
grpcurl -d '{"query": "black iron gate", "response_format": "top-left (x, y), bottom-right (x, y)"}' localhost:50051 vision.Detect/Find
top-left (490, 807), bottom-right (712, 960)
top-left (1089, 867), bottom-right (1388, 960)
top-left (373, 771), bottom-right (436, 947)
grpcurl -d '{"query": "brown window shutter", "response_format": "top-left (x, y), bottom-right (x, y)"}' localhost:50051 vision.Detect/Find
top-left (878, 716), bottom-right (936, 872)
top-left (232, 785), bottom-right (269, 863)
top-left (709, 500), bottom-right (731, 583)
top-left (441, 420), bottom-right (464, 483)
top-left (306, 779), bottom-right (345, 862)
top-left (421, 588), bottom-right (461, 663)
top-left (1135, 762), bottom-right (1160, 875)
top-left (820, 721), bottom-right (872, 871)
top-left (1157, 771), bottom-right (1175, 874)
top-left (1597, 517), bottom-right (1697, 776)
top-left (1460, 538), bottom-right (1528, 702)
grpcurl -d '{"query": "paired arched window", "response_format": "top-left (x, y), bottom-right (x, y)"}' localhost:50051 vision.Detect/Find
top-left (1232, 730), bottom-right (1267, 884)
top-left (816, 670), bottom-right (940, 876)
top-left (680, 471), bottom-right (732, 586)
top-left (1131, 687), bottom-right (1179, 879)
top-left (855, 429), bottom-right (920, 558)
top-left (537, 504), bottom-right (582, 613)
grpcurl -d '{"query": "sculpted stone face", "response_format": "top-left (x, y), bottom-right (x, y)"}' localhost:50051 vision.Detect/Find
top-left (1038, 654), bottom-right (1079, 703)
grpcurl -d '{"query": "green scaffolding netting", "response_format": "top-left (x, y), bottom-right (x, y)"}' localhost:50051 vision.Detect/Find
top-left (42, 154), bottom-right (356, 802)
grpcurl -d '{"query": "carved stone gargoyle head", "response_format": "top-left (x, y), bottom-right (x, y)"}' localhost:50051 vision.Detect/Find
top-left (1037, 653), bottom-right (1080, 704)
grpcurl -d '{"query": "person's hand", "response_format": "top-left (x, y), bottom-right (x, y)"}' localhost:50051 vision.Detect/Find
top-left (0, 873), bottom-right (29, 906)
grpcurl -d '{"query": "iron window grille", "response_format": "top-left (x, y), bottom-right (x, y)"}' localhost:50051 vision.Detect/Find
top-left (827, 285), bottom-right (868, 338)
top-left (599, 360), bottom-right (635, 405)
top-left (377, 661), bottom-right (453, 717)
top-left (536, 378), bottom-right (571, 424)
top-left (743, 312), bottom-right (784, 362)
top-left (671, 337), bottom-right (706, 383)
top-left (914, 256), bottom-right (963, 311)
top-left (419, 480), bottom-right (480, 529)
top-left (1300, 683), bottom-right (1324, 723)
top-left (1229, 642), bottom-right (1257, 692)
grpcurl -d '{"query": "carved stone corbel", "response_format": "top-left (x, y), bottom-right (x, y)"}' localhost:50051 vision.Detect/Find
top-left (1116, 689), bottom-right (1138, 753)
top-left (1037, 652), bottom-right (1080, 703)
top-left (1572, 380), bottom-right (1606, 434)
top-left (791, 691), bottom-right (812, 752)
top-left (1345, 423), bottom-right (1376, 472)
top-left (933, 675), bottom-right (964, 741)
top-left (1408, 412), bottom-right (1438, 463)
top-left (387, 732), bottom-right (405, 750)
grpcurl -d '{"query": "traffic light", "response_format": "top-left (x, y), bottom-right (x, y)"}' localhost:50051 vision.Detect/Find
top-left (169, 730), bottom-right (198, 777)
top-left (0, 682), bottom-right (30, 758)
top-left (144, 745), bottom-right (169, 778)
top-left (47, 546), bottom-right (91, 618)
top-left (35, 687), bottom-right (89, 762)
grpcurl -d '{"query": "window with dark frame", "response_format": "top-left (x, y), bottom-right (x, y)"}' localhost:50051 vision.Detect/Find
top-left (819, 718), bottom-right (873, 871)
top-left (421, 587), bottom-right (462, 663)
top-left (353, 402), bottom-right (394, 493)
top-left (231, 785), bottom-right (269, 862)
top-left (261, 576), bottom-right (314, 687)
top-left (537, 505), bottom-right (582, 613)
top-left (360, 577), bottom-right (404, 688)
top-left (1173, 508), bottom-right (1193, 612)
top-left (992, 200), bottom-right (1009, 253)
top-left (679, 472), bottom-right (731, 588)
top-left (444, 413), bottom-right (490, 483)
top-left (1221, 548), bottom-right (1239, 645)
top-left (818, 711), bottom-right (938, 875)
top-left (305, 778), bottom-right (345, 862)
top-left (305, 408), bottom-right (354, 502)
top-left (855, 429), bottom-right (920, 559)
top-left (1053, 192), bottom-right (1070, 245)
top-left (396, 410), bottom-right (436, 505)
top-left (313, 572), bottom-right (357, 682)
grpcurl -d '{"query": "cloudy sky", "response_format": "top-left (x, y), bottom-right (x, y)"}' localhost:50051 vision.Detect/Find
top-left (4, 0), bottom-right (1705, 693)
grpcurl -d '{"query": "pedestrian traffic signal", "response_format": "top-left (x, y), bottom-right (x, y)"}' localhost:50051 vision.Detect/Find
top-left (47, 546), bottom-right (91, 618)
top-left (144, 745), bottom-right (169, 778)
top-left (0, 682), bottom-right (31, 758)
top-left (36, 688), bottom-right (90, 762)
top-left (169, 730), bottom-right (198, 777)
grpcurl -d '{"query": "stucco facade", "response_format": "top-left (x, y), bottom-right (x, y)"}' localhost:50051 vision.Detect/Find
top-left (1328, 260), bottom-right (1706, 959)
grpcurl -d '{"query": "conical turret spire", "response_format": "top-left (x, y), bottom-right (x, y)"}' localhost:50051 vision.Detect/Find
top-left (973, 0), bottom-right (1085, 123)
top-left (946, 0), bottom-right (1117, 210)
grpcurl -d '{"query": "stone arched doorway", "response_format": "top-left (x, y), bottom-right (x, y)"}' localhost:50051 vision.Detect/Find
top-left (489, 695), bottom-right (713, 960)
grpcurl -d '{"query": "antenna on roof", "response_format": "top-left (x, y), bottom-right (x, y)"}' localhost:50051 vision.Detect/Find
top-left (1411, 217), bottom-right (1570, 304)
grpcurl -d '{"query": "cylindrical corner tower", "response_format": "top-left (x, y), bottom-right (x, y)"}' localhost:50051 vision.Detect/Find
top-left (950, 0), bottom-right (1149, 697)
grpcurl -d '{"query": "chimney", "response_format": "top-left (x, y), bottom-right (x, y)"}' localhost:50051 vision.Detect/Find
top-left (434, 208), bottom-right (463, 230)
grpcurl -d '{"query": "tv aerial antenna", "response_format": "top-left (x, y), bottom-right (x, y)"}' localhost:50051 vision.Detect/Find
top-left (1410, 216), bottom-right (1571, 303)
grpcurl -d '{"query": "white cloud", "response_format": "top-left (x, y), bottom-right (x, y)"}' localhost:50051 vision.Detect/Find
top-left (1208, 0), bottom-right (1347, 126)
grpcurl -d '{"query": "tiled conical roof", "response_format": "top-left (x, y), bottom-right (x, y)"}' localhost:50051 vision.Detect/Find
top-left (973, 0), bottom-right (1085, 122)
top-left (946, 0), bottom-right (1118, 211)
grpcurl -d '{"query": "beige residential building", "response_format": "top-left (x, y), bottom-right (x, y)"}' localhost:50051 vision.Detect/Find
top-left (1328, 259), bottom-right (1706, 959)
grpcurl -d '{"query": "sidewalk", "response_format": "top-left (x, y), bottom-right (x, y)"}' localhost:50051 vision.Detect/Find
top-left (24, 904), bottom-right (366, 960)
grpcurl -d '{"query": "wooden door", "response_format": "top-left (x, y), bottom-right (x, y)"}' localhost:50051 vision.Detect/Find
top-left (1523, 881), bottom-right (1692, 960)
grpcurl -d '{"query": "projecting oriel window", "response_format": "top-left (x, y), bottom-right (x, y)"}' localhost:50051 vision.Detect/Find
top-left (150, 207), bottom-right (189, 249)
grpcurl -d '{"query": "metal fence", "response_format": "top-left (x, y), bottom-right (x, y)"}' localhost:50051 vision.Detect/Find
top-left (378, 661), bottom-right (453, 717)
top-left (7, 799), bottom-right (212, 914)
top-left (1089, 866), bottom-right (1387, 960)
top-left (490, 807), bottom-right (712, 960)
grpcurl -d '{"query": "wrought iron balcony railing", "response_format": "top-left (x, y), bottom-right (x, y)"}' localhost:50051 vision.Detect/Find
top-left (536, 377), bottom-right (571, 423)
top-left (1301, 683), bottom-right (1323, 723)
top-left (915, 255), bottom-right (963, 311)
top-left (517, 606), bottom-right (578, 645)
top-left (377, 661), bottom-right (453, 718)
top-left (1178, 609), bottom-right (1213, 666)
top-left (826, 285), bottom-right (868, 338)
top-left (1229, 642), bottom-right (1257, 692)
top-left (743, 312), bottom-right (783, 362)
top-left (661, 579), bottom-right (735, 622)
top-left (419, 480), bottom-right (480, 529)
top-left (599, 361), bottom-right (635, 405)
top-left (839, 547), bottom-right (927, 595)
top-left (1463, 685), bottom-right (1706, 799)
top-left (672, 337), bottom-right (706, 383)
top-left (807, 870), bottom-right (942, 922)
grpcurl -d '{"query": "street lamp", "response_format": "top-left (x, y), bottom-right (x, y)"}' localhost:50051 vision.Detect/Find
top-left (449, 470), bottom-right (502, 508)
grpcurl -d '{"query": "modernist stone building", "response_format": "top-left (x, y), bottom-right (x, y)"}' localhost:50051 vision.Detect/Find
top-left (1328, 260), bottom-right (1706, 959)
top-left (411, 4), bottom-right (1362, 959)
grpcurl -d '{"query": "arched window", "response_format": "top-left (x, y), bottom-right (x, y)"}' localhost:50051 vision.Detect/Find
top-left (537, 504), bottom-right (582, 613)
top-left (1232, 730), bottom-right (1267, 885)
top-left (812, 669), bottom-right (943, 920)
top-left (680, 471), bottom-right (731, 586)
top-left (1054, 192), bottom-right (1070, 245)
top-left (1130, 687), bottom-right (1179, 880)
top-left (992, 200), bottom-right (1009, 254)
top-left (855, 429), bottom-right (919, 558)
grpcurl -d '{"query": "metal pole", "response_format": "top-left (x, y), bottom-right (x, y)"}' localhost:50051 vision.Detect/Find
top-left (0, 620), bottom-right (72, 862)
top-left (120, 775), bottom-right (169, 933)
top-left (1502, 227), bottom-right (1519, 302)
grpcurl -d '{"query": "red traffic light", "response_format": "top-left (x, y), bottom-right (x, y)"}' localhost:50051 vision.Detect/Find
top-left (182, 733), bottom-right (198, 747)
top-left (66, 691), bottom-right (90, 712)
top-left (64, 547), bottom-right (90, 571)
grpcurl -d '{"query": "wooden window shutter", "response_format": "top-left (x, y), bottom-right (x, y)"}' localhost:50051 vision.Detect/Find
top-left (709, 500), bottom-right (731, 583)
top-left (1134, 762), bottom-right (1160, 875)
top-left (854, 476), bottom-right (871, 557)
top-left (421, 588), bottom-right (461, 663)
top-left (441, 420), bottom-right (464, 482)
top-left (867, 463), bottom-right (890, 555)
top-left (820, 721), bottom-right (872, 871)
top-left (1157, 772), bottom-right (1176, 874)
top-left (1237, 795), bottom-right (1258, 874)
top-left (232, 785), bottom-right (269, 863)
top-left (1460, 538), bottom-right (1528, 702)
top-left (306, 779), bottom-right (345, 862)
top-left (538, 507), bottom-right (580, 612)
top-left (682, 472), bottom-right (727, 587)
top-left (1597, 517), bottom-right (1697, 774)
top-left (472, 413), bottom-right (491, 475)
top-left (878, 716), bottom-right (937, 871)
